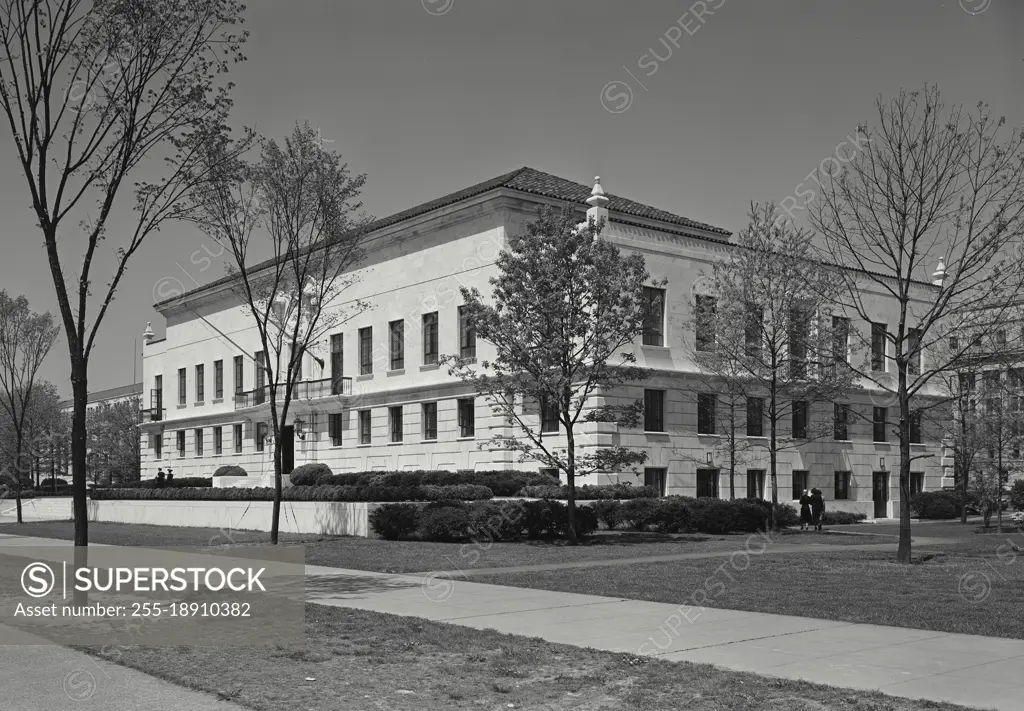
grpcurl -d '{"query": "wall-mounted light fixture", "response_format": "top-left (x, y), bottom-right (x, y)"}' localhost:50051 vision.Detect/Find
top-left (879, 457), bottom-right (885, 469)
top-left (294, 418), bottom-right (306, 441)
top-left (706, 452), bottom-right (713, 464)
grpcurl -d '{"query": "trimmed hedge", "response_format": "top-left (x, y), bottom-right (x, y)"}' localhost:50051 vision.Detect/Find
top-left (518, 483), bottom-right (658, 500)
top-left (0, 488), bottom-right (36, 499)
top-left (40, 478), bottom-right (69, 488)
top-left (90, 483), bottom-right (493, 502)
top-left (107, 477), bottom-right (212, 490)
top-left (213, 465), bottom-right (248, 477)
top-left (821, 511), bottom-right (868, 525)
top-left (602, 497), bottom-right (797, 534)
top-left (289, 469), bottom-right (558, 496)
top-left (288, 463), bottom-right (333, 486)
top-left (911, 491), bottom-right (960, 520)
top-left (368, 499), bottom-right (598, 541)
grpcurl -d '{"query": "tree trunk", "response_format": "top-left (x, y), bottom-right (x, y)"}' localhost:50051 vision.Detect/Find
top-left (71, 355), bottom-right (89, 604)
top-left (565, 428), bottom-right (578, 546)
top-left (14, 430), bottom-right (24, 524)
top-left (897, 371), bottom-right (912, 564)
top-left (769, 413), bottom-right (778, 530)
top-left (270, 395), bottom-right (282, 546)
top-left (960, 459), bottom-right (969, 525)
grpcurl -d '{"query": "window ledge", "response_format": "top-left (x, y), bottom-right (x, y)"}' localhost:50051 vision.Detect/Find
top-left (212, 398), bottom-right (223, 404)
top-left (456, 436), bottom-right (476, 441)
top-left (746, 435), bottom-right (768, 440)
top-left (421, 438), bottom-right (438, 444)
top-left (355, 374), bottom-right (374, 382)
top-left (458, 357), bottom-right (477, 365)
top-left (420, 363), bottom-right (440, 372)
top-left (640, 344), bottom-right (669, 351)
top-left (697, 433), bottom-right (721, 438)
top-left (387, 441), bottom-right (403, 446)
top-left (357, 443), bottom-right (372, 448)
top-left (176, 404), bottom-right (187, 410)
top-left (386, 369), bottom-right (405, 377)
top-left (195, 401), bottom-right (205, 406)
top-left (643, 431), bottom-right (669, 436)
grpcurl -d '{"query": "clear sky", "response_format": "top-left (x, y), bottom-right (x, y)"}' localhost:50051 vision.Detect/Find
top-left (0, 0), bottom-right (1020, 398)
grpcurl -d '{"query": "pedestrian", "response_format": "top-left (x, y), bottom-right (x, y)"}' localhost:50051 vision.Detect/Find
top-left (810, 487), bottom-right (825, 531)
top-left (156, 468), bottom-right (166, 488)
top-left (799, 489), bottom-right (812, 530)
top-left (166, 469), bottom-right (174, 486)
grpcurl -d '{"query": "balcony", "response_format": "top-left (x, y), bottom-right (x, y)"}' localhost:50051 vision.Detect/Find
top-left (233, 377), bottom-right (353, 410)
top-left (141, 407), bottom-right (165, 422)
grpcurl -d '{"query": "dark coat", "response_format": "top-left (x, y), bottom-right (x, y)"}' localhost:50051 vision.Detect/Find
top-left (799, 494), bottom-right (812, 523)
top-left (810, 492), bottom-right (825, 522)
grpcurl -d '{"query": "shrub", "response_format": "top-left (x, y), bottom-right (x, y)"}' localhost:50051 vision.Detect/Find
top-left (289, 463), bottom-right (333, 486)
top-left (618, 499), bottom-right (663, 531)
top-left (1, 488), bottom-right (36, 499)
top-left (651, 497), bottom-right (691, 533)
top-left (369, 504), bottom-right (420, 540)
top-left (213, 465), bottom-right (247, 477)
top-left (90, 483), bottom-right (491, 503)
top-left (821, 510), bottom-right (867, 525)
top-left (418, 506), bottom-right (472, 542)
top-left (911, 491), bottom-right (959, 520)
top-left (772, 503), bottom-right (800, 529)
top-left (684, 498), bottom-right (763, 535)
top-left (589, 500), bottom-right (623, 530)
top-left (518, 483), bottom-right (657, 500)
top-left (466, 501), bottom-right (526, 541)
top-left (295, 469), bottom-right (557, 494)
top-left (39, 478), bottom-right (69, 489)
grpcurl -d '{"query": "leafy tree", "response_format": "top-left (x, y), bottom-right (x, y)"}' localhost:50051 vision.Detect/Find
top-left (694, 203), bottom-right (855, 527)
top-left (87, 396), bottom-right (142, 485)
top-left (0, 292), bottom-right (60, 522)
top-left (811, 86), bottom-right (1024, 562)
top-left (186, 123), bottom-right (371, 544)
top-left (447, 205), bottom-right (651, 544)
top-left (1010, 479), bottom-right (1024, 512)
top-left (0, 0), bottom-right (247, 550)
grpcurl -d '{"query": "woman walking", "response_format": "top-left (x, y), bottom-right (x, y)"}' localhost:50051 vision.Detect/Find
top-left (810, 488), bottom-right (825, 531)
top-left (799, 489), bottom-right (812, 530)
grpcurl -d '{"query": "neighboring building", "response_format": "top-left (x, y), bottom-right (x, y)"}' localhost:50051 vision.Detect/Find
top-left (57, 382), bottom-right (143, 484)
top-left (140, 167), bottom-right (945, 517)
top-left (58, 382), bottom-right (144, 415)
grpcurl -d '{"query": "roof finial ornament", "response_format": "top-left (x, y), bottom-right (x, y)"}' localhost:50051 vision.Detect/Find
top-left (932, 256), bottom-right (947, 287)
top-left (142, 322), bottom-right (155, 344)
top-left (586, 176), bottom-right (609, 208)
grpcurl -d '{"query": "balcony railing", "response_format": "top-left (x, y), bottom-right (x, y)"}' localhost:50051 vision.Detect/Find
top-left (233, 377), bottom-right (352, 410)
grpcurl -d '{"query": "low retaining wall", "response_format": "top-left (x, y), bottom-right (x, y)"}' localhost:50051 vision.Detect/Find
top-left (0, 497), bottom-right (73, 521)
top-left (87, 499), bottom-right (384, 537)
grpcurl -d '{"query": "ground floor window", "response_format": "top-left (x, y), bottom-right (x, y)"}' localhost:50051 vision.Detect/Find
top-left (458, 398), bottom-right (475, 438)
top-left (177, 430), bottom-right (185, 458)
top-left (214, 426), bottom-right (223, 455)
top-left (256, 422), bottom-right (267, 452)
top-left (233, 424), bottom-right (243, 454)
top-left (389, 406), bottom-right (403, 443)
top-left (834, 471), bottom-right (851, 500)
top-left (329, 413), bottom-right (342, 447)
top-left (422, 402), bottom-right (437, 441)
top-left (153, 434), bottom-right (162, 459)
top-left (910, 471), bottom-right (924, 495)
top-left (359, 410), bottom-right (371, 444)
top-left (644, 467), bottom-right (667, 496)
top-left (791, 470), bottom-right (809, 500)
top-left (696, 468), bottom-right (718, 498)
top-left (746, 469), bottom-right (765, 499)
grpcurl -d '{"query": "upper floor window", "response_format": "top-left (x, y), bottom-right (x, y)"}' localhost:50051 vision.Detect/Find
top-left (256, 422), bottom-right (267, 452)
top-left (694, 295), bottom-right (716, 351)
top-left (233, 356), bottom-right (244, 395)
top-left (389, 406), bottom-right (404, 442)
top-left (389, 320), bottom-right (405, 371)
top-left (178, 368), bottom-right (186, 405)
top-left (906, 328), bottom-right (921, 376)
top-left (331, 334), bottom-right (344, 394)
top-left (745, 306), bottom-right (763, 358)
top-left (176, 430), bottom-right (186, 457)
top-left (195, 364), bottom-right (205, 402)
top-left (195, 428), bottom-right (204, 457)
top-left (643, 390), bottom-right (664, 432)
top-left (422, 402), bottom-right (438, 441)
top-left (359, 327), bottom-right (373, 375)
top-left (834, 403), bottom-right (849, 441)
top-left (359, 410), bottom-right (372, 444)
top-left (422, 312), bottom-right (439, 365)
top-left (541, 395), bottom-right (560, 434)
top-left (871, 323), bottom-right (887, 372)
top-left (214, 360), bottom-right (224, 399)
top-left (458, 398), bottom-right (475, 438)
top-left (746, 397), bottom-right (763, 437)
top-left (329, 413), bottom-right (343, 447)
top-left (792, 401), bottom-right (808, 439)
top-left (697, 393), bottom-right (716, 435)
top-left (642, 287), bottom-right (665, 347)
top-left (832, 316), bottom-right (850, 366)
top-left (459, 306), bottom-right (476, 359)
top-left (789, 308), bottom-right (808, 379)
top-left (910, 411), bottom-right (923, 444)
top-left (873, 407), bottom-right (887, 442)
top-left (233, 424), bottom-right (243, 454)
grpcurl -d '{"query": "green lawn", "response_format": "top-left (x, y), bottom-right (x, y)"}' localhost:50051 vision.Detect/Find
top-left (83, 604), bottom-right (976, 711)
top-left (0, 520), bottom-right (894, 573)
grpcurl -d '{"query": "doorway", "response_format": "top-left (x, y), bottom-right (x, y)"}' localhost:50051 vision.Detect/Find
top-left (281, 425), bottom-right (295, 475)
top-left (696, 468), bottom-right (719, 498)
top-left (872, 471), bottom-right (888, 518)
top-left (644, 467), bottom-right (667, 496)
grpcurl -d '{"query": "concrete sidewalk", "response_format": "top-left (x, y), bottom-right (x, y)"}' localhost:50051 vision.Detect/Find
top-left (305, 564), bottom-right (1023, 711)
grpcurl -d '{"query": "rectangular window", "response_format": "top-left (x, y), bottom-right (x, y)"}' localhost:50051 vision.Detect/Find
top-left (834, 471), bottom-right (851, 500)
top-left (177, 430), bottom-right (185, 458)
top-left (234, 355), bottom-right (244, 395)
top-left (359, 410), bottom-right (371, 444)
top-left (422, 312), bottom-right (439, 365)
top-left (644, 467), bottom-right (667, 496)
top-left (746, 469), bottom-right (765, 499)
top-left (153, 434), bottom-right (162, 460)
top-left (644, 390), bottom-right (665, 432)
top-left (541, 395), bottom-right (560, 434)
top-left (642, 286), bottom-right (665, 346)
top-left (907, 328), bottom-right (921, 376)
top-left (195, 364), bottom-right (205, 402)
top-left (389, 406), bottom-right (403, 442)
top-left (949, 336), bottom-right (960, 353)
top-left (746, 397), bottom-right (763, 437)
top-left (792, 470), bottom-right (809, 500)
top-left (871, 323), bottom-right (887, 372)
top-left (233, 424), bottom-right (242, 454)
top-left (789, 309), bottom-right (808, 378)
top-left (359, 327), bottom-right (373, 375)
top-left (697, 394), bottom-right (716, 435)
top-left (195, 428), bottom-right (204, 457)
top-left (214, 360), bottom-right (224, 399)
top-left (910, 411), bottom-right (923, 444)
top-left (458, 398), bottom-right (475, 437)
top-left (292, 344), bottom-right (303, 381)
top-left (152, 375), bottom-right (163, 418)
top-left (996, 329), bottom-right (1006, 347)
top-left (389, 320), bottom-right (405, 370)
top-left (834, 403), bottom-right (849, 441)
top-left (214, 426), bottom-right (223, 455)
top-left (696, 469), bottom-right (719, 498)
top-left (695, 295), bottom-right (716, 351)
top-left (744, 306), bottom-right (763, 358)
top-left (873, 407), bottom-right (887, 442)
top-left (960, 372), bottom-right (975, 392)
top-left (792, 401), bottom-right (808, 439)
top-left (329, 413), bottom-right (343, 447)
top-left (256, 422), bottom-right (267, 452)
top-left (422, 402), bottom-right (438, 440)
top-left (178, 368), bottom-right (186, 405)
top-left (832, 316), bottom-right (850, 366)
top-left (459, 306), bottom-right (476, 359)
top-left (331, 334), bottom-right (344, 394)
top-left (910, 471), bottom-right (924, 496)
top-left (255, 350), bottom-right (266, 389)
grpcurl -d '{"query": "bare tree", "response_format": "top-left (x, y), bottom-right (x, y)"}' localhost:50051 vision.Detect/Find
top-left (810, 86), bottom-right (1024, 562)
top-left (0, 293), bottom-right (60, 522)
top-left (186, 123), bottom-right (370, 544)
top-left (0, 0), bottom-right (246, 550)
top-left (696, 203), bottom-right (855, 527)
top-left (447, 205), bottom-right (651, 544)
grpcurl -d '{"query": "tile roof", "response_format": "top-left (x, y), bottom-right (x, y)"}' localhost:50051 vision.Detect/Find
top-left (58, 382), bottom-right (143, 410)
top-left (155, 167), bottom-right (730, 309)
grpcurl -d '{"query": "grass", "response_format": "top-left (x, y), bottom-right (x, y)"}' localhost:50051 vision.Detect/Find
top-left (0, 520), bottom-right (893, 573)
top-left (83, 603), bottom-right (977, 711)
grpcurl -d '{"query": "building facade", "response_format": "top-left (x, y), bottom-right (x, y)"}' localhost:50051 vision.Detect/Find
top-left (140, 167), bottom-right (945, 517)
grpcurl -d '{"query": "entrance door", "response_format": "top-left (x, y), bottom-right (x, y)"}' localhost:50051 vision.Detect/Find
top-left (644, 467), bottom-right (667, 496)
top-left (281, 425), bottom-right (295, 475)
top-left (872, 472), bottom-right (888, 518)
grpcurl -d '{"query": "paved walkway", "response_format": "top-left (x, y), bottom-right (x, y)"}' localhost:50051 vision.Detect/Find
top-left (304, 564), bottom-right (1023, 711)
